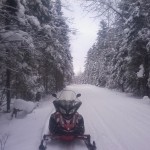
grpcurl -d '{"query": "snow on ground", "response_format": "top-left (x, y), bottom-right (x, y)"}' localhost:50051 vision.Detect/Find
top-left (0, 84), bottom-right (150, 150)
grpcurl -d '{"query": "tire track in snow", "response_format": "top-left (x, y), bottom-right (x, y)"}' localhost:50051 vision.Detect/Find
top-left (73, 85), bottom-right (123, 150)
top-left (82, 99), bottom-right (126, 150)
top-left (67, 84), bottom-right (150, 150)
top-left (70, 85), bottom-right (125, 150)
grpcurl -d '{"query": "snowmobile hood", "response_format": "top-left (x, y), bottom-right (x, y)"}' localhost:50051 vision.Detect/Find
top-left (52, 90), bottom-right (82, 119)
top-left (53, 100), bottom-right (82, 119)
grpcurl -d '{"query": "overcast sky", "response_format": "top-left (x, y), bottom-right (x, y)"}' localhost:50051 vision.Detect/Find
top-left (62, 0), bottom-right (99, 75)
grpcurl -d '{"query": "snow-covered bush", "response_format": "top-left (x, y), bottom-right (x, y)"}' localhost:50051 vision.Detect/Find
top-left (142, 96), bottom-right (149, 100)
top-left (12, 99), bottom-right (38, 117)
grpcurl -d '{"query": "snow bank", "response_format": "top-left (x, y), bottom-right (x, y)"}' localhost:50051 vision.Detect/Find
top-left (141, 96), bottom-right (150, 105)
top-left (143, 96), bottom-right (149, 100)
top-left (137, 64), bottom-right (144, 78)
top-left (13, 99), bottom-right (37, 113)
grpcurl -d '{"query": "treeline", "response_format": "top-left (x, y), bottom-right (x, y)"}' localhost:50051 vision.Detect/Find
top-left (83, 0), bottom-right (150, 97)
top-left (0, 0), bottom-right (73, 111)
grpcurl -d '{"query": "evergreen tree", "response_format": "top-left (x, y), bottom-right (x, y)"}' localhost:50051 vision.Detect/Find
top-left (0, 0), bottom-right (73, 111)
top-left (84, 21), bottom-right (116, 87)
top-left (111, 0), bottom-right (150, 96)
top-left (84, 0), bottom-right (150, 97)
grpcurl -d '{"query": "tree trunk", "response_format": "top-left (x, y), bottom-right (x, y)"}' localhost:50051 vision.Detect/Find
top-left (4, 0), bottom-right (17, 112)
top-left (143, 53), bottom-right (149, 97)
top-left (6, 68), bottom-right (11, 112)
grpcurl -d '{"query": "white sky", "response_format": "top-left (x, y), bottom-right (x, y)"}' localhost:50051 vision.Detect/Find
top-left (62, 0), bottom-right (99, 75)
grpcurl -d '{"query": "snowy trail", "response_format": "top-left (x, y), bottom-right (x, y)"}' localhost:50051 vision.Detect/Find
top-left (1, 84), bottom-right (150, 150)
top-left (67, 85), bottom-right (150, 150)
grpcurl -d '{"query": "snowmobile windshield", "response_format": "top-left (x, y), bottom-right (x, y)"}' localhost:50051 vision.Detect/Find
top-left (58, 90), bottom-right (77, 101)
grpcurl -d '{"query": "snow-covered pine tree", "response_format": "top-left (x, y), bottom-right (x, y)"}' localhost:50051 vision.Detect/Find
top-left (0, 0), bottom-right (73, 111)
top-left (0, 0), bottom-right (18, 111)
top-left (52, 0), bottom-right (73, 91)
top-left (84, 45), bottom-right (100, 85)
top-left (112, 0), bottom-right (150, 96)
top-left (84, 0), bottom-right (150, 97)
top-left (27, 0), bottom-right (73, 93)
top-left (0, 0), bottom-right (38, 111)
top-left (84, 20), bottom-right (116, 87)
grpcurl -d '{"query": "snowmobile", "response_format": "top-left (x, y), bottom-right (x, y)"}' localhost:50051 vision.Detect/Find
top-left (39, 90), bottom-right (96, 150)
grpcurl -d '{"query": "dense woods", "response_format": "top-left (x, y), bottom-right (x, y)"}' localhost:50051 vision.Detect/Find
top-left (83, 0), bottom-right (150, 97)
top-left (0, 0), bottom-right (73, 111)
top-left (0, 0), bottom-right (150, 112)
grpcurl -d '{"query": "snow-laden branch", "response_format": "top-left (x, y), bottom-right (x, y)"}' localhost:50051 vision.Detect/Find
top-left (0, 4), bottom-right (18, 11)
top-left (81, 0), bottom-right (126, 22)
top-left (0, 62), bottom-right (19, 73)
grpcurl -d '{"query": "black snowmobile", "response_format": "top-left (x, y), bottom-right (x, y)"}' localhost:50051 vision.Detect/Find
top-left (39, 90), bottom-right (96, 150)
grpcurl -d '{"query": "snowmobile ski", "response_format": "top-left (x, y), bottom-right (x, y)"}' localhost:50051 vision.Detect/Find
top-left (39, 134), bottom-right (96, 150)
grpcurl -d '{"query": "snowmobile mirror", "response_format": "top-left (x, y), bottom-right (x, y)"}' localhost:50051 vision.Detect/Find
top-left (76, 93), bottom-right (81, 98)
top-left (52, 94), bottom-right (57, 98)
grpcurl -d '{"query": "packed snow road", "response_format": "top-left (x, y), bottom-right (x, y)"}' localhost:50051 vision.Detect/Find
top-left (66, 85), bottom-right (150, 150)
top-left (1, 84), bottom-right (150, 150)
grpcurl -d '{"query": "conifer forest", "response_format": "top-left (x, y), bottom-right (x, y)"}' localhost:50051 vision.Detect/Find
top-left (0, 0), bottom-right (150, 112)
top-left (0, 0), bottom-right (73, 111)
top-left (81, 0), bottom-right (150, 98)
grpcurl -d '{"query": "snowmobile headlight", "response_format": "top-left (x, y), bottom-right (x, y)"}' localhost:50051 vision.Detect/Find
top-left (59, 107), bottom-right (66, 114)
top-left (69, 108), bottom-right (76, 115)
